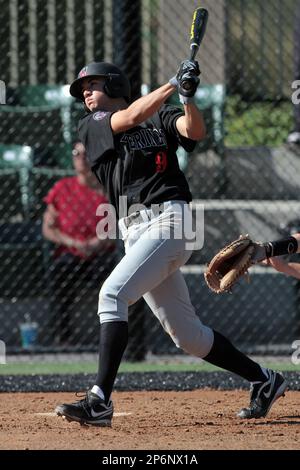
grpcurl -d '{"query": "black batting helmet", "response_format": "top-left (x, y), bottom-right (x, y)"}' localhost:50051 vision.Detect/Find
top-left (69, 62), bottom-right (131, 103)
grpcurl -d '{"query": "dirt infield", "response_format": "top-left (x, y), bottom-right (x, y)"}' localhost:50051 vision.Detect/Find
top-left (1, 390), bottom-right (299, 450)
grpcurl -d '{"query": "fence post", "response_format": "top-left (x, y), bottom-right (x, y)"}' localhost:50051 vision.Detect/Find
top-left (112, 0), bottom-right (142, 101)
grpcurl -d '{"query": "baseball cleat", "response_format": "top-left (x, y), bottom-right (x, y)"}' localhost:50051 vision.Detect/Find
top-left (237, 369), bottom-right (287, 419)
top-left (55, 390), bottom-right (113, 426)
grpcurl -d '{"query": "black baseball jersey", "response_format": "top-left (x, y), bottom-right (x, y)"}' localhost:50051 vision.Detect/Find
top-left (78, 104), bottom-right (196, 215)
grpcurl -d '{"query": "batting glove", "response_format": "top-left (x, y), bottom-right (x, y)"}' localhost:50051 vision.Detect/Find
top-left (176, 60), bottom-right (200, 104)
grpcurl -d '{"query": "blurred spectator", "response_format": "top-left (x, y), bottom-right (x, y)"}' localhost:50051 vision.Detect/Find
top-left (42, 142), bottom-right (115, 345)
top-left (288, 1), bottom-right (300, 145)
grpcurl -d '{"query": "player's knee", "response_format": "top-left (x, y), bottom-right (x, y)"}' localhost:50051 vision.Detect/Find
top-left (99, 281), bottom-right (128, 306)
top-left (99, 279), bottom-right (137, 308)
top-left (98, 281), bottom-right (129, 323)
top-left (169, 325), bottom-right (214, 358)
top-left (99, 281), bottom-right (117, 307)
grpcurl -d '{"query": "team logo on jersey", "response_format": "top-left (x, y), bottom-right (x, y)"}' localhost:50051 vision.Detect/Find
top-left (155, 151), bottom-right (168, 173)
top-left (120, 128), bottom-right (167, 150)
top-left (93, 111), bottom-right (108, 121)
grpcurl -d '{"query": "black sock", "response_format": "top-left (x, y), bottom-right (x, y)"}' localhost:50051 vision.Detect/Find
top-left (203, 330), bottom-right (266, 382)
top-left (95, 321), bottom-right (128, 402)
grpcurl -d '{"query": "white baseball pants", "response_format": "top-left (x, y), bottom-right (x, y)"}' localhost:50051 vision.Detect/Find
top-left (98, 201), bottom-right (213, 358)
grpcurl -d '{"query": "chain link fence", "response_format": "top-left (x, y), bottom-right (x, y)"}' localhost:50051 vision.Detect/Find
top-left (0, 0), bottom-right (299, 358)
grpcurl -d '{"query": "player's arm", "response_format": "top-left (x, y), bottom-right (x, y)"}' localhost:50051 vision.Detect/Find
top-left (259, 232), bottom-right (300, 279)
top-left (110, 83), bottom-right (176, 134)
top-left (267, 257), bottom-right (300, 280)
top-left (268, 232), bottom-right (300, 278)
top-left (174, 59), bottom-right (205, 140)
top-left (42, 204), bottom-right (78, 248)
top-left (176, 103), bottom-right (206, 140)
top-left (292, 232), bottom-right (300, 252)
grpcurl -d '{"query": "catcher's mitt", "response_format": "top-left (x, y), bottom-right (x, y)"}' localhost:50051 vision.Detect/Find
top-left (204, 235), bottom-right (261, 294)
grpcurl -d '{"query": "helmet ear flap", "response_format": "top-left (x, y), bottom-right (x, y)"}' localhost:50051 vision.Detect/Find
top-left (103, 76), bottom-right (114, 98)
top-left (103, 75), bottom-right (122, 99)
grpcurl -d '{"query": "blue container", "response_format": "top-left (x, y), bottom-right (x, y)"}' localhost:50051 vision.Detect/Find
top-left (19, 322), bottom-right (38, 349)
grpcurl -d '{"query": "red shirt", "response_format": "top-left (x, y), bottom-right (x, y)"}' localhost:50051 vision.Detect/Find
top-left (44, 176), bottom-right (109, 259)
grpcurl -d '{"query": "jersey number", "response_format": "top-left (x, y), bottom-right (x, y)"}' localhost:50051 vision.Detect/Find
top-left (155, 151), bottom-right (168, 173)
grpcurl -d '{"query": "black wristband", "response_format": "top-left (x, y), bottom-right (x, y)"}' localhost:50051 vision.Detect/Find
top-left (264, 236), bottom-right (298, 258)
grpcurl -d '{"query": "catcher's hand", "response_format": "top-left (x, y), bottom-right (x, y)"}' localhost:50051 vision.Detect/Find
top-left (204, 235), bottom-right (266, 294)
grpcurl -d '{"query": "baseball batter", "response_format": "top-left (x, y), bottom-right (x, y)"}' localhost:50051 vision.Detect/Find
top-left (55, 62), bottom-right (287, 426)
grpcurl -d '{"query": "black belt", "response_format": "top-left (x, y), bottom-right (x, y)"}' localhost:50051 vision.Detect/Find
top-left (122, 202), bottom-right (175, 229)
top-left (123, 210), bottom-right (151, 229)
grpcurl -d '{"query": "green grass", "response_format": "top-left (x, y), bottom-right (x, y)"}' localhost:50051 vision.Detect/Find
top-left (0, 361), bottom-right (298, 375)
top-left (0, 362), bottom-right (219, 375)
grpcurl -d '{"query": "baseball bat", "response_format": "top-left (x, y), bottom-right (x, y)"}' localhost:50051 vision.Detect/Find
top-left (189, 7), bottom-right (209, 61)
top-left (181, 8), bottom-right (209, 91)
